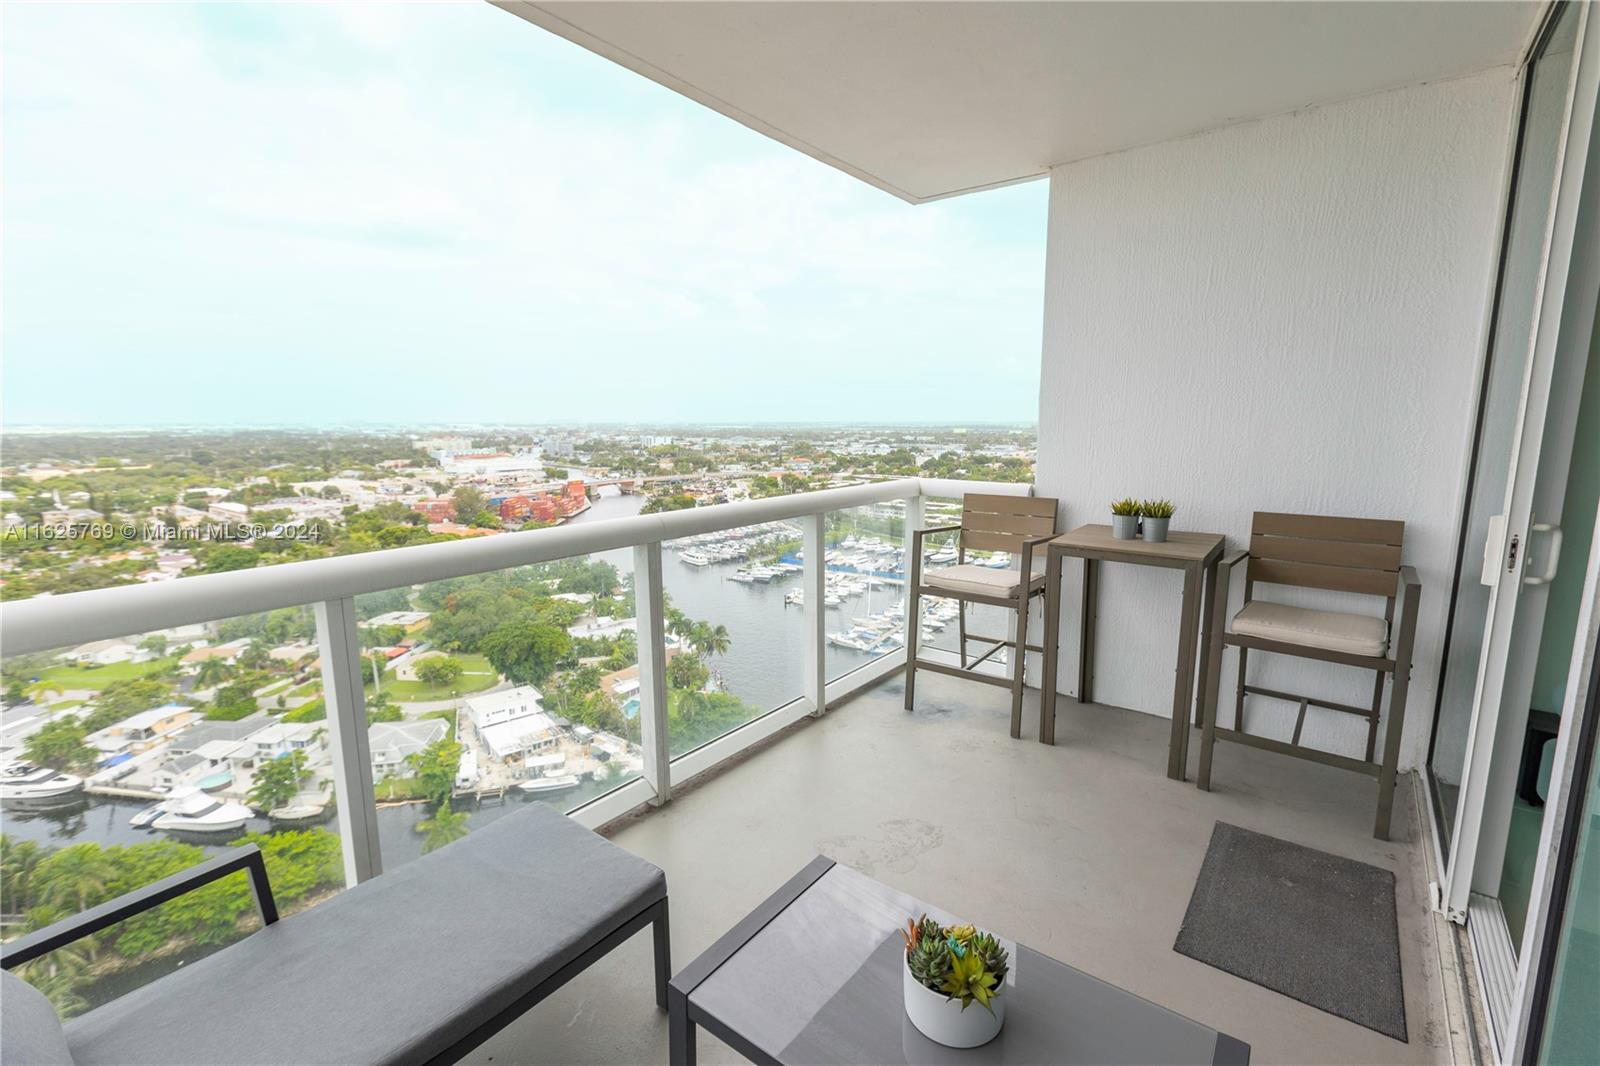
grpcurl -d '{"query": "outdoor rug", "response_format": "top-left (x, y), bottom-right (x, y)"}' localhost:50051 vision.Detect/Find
top-left (1174, 822), bottom-right (1407, 1041)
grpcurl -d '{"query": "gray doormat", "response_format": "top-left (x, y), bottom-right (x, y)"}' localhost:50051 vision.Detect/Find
top-left (1174, 822), bottom-right (1407, 1042)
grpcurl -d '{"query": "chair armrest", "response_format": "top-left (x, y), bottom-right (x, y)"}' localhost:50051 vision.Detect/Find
top-left (1, 844), bottom-right (276, 970)
top-left (1019, 532), bottom-right (1057, 573)
top-left (1219, 549), bottom-right (1249, 571)
top-left (1392, 566), bottom-right (1423, 667)
top-left (911, 524), bottom-right (962, 549)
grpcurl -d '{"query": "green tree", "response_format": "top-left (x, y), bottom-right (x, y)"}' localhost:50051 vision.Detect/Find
top-left (81, 678), bottom-right (172, 732)
top-left (688, 622), bottom-right (731, 659)
top-left (451, 485), bottom-right (487, 520)
top-left (415, 656), bottom-right (464, 688)
top-left (247, 749), bottom-right (310, 812)
top-left (1, 837), bottom-right (46, 913)
top-left (34, 843), bottom-right (119, 917)
top-left (203, 545), bottom-right (258, 574)
top-left (482, 619), bottom-right (571, 686)
top-left (640, 493), bottom-right (696, 514)
top-left (416, 806), bottom-right (470, 854)
top-left (23, 719), bottom-right (96, 772)
top-left (405, 737), bottom-right (463, 809)
top-left (666, 653), bottom-right (710, 693)
top-left (138, 634), bottom-right (168, 656)
top-left (194, 657), bottom-right (234, 689)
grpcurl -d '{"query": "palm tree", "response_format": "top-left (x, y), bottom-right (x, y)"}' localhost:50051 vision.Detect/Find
top-left (35, 844), bottom-right (118, 919)
top-left (416, 806), bottom-right (470, 854)
top-left (1, 838), bottom-right (44, 914)
top-left (699, 623), bottom-right (730, 659)
top-left (195, 657), bottom-right (232, 689)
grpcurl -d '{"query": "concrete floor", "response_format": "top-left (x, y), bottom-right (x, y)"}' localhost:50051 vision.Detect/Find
top-left (465, 670), bottom-right (1451, 1066)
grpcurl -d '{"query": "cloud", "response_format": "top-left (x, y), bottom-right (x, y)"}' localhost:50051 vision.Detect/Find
top-left (2, 2), bottom-right (1046, 426)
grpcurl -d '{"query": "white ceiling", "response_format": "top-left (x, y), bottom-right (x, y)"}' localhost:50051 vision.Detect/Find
top-left (495, 1), bottom-right (1541, 203)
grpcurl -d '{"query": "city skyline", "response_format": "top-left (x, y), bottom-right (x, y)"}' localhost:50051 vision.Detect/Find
top-left (2, 3), bottom-right (1047, 429)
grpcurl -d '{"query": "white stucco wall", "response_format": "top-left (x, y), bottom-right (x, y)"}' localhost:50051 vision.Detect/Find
top-left (1036, 68), bottom-right (1518, 769)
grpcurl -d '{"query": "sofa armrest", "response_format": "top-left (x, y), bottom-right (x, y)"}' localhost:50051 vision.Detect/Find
top-left (1, 844), bottom-right (276, 970)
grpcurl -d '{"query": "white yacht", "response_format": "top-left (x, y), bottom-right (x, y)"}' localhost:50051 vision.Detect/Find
top-left (517, 774), bottom-right (580, 795)
top-left (0, 763), bottom-right (84, 800)
top-left (152, 788), bottom-right (252, 834)
top-left (679, 549), bottom-right (712, 567)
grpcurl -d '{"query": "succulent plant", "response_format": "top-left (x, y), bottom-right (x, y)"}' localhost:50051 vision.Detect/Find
top-left (903, 914), bottom-right (1007, 1015)
top-left (941, 948), bottom-right (1000, 1013)
top-left (969, 931), bottom-right (1010, 985)
top-left (909, 932), bottom-right (953, 987)
top-left (1140, 498), bottom-right (1176, 519)
top-left (1110, 497), bottom-right (1141, 517)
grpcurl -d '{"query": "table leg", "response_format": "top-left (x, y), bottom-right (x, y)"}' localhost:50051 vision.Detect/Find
top-left (1168, 565), bottom-right (1202, 781)
top-left (1039, 550), bottom-right (1063, 745)
top-left (1197, 560), bottom-right (1232, 791)
top-left (1078, 557), bottom-right (1097, 704)
top-left (1193, 560), bottom-right (1219, 728)
top-left (669, 986), bottom-right (696, 1066)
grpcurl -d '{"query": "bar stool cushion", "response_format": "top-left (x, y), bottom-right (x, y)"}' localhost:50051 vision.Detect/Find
top-left (2, 970), bottom-right (75, 1066)
top-left (925, 562), bottom-right (1045, 599)
top-left (1230, 601), bottom-right (1388, 657)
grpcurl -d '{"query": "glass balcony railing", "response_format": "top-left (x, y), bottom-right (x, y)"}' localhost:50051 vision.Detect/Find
top-left (0, 610), bottom-right (347, 1017)
top-left (0, 478), bottom-right (1035, 1009)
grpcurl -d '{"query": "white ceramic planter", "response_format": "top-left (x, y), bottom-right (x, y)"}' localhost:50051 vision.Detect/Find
top-left (1142, 516), bottom-right (1170, 543)
top-left (903, 964), bottom-right (1004, 1048)
top-left (1111, 513), bottom-right (1140, 539)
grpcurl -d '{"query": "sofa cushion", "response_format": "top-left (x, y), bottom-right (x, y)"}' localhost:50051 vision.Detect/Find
top-left (2, 970), bottom-right (75, 1066)
top-left (1231, 600), bottom-right (1388, 657)
top-left (65, 803), bottom-right (665, 1066)
top-left (924, 561), bottom-right (1044, 599)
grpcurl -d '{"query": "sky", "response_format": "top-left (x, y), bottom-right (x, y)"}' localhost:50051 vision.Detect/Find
top-left (1, 2), bottom-right (1048, 429)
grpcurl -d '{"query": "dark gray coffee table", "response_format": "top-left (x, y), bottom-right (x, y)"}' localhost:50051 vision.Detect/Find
top-left (668, 857), bottom-right (1249, 1065)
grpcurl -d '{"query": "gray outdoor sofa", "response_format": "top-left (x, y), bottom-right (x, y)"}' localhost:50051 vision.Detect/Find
top-left (1, 803), bottom-right (669, 1066)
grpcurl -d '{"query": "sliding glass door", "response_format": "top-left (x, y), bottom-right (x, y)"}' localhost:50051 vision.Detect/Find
top-left (1429, 2), bottom-right (1586, 863)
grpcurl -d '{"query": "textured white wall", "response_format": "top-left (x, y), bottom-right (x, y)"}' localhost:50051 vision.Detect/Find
top-left (1036, 69), bottom-right (1518, 769)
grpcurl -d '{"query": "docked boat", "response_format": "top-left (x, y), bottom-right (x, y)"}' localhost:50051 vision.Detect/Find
top-left (0, 763), bottom-right (84, 800)
top-left (784, 589), bottom-right (803, 606)
top-left (926, 546), bottom-right (958, 564)
top-left (679, 549), bottom-right (712, 567)
top-left (268, 802), bottom-right (331, 826)
top-left (152, 788), bottom-right (252, 834)
top-left (129, 804), bottom-right (165, 829)
top-left (516, 774), bottom-right (581, 795)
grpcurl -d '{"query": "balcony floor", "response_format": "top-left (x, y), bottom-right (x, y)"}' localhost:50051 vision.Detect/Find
top-left (466, 670), bottom-right (1449, 1065)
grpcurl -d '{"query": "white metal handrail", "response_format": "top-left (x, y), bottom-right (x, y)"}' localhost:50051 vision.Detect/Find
top-left (1, 476), bottom-right (1032, 887)
top-left (1, 477), bottom-right (1025, 656)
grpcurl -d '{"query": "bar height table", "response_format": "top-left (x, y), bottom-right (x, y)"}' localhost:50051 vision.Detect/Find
top-left (1038, 525), bottom-right (1226, 780)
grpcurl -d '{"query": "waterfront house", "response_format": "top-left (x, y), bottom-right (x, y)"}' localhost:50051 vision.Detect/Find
top-left (86, 705), bottom-right (199, 758)
top-left (166, 712), bottom-right (271, 760)
top-left (241, 721), bottom-right (321, 762)
top-left (464, 686), bottom-right (544, 731)
top-left (368, 719), bottom-right (449, 779)
top-left (477, 711), bottom-right (560, 764)
top-left (179, 639), bottom-right (250, 671)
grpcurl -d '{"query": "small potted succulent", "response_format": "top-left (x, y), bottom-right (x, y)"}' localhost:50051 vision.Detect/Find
top-left (1110, 497), bottom-right (1141, 540)
top-left (901, 914), bottom-right (1010, 1048)
top-left (1141, 499), bottom-right (1175, 543)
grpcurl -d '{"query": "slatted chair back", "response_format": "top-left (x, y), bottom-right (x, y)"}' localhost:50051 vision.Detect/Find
top-left (960, 494), bottom-right (1059, 555)
top-left (1246, 512), bottom-right (1405, 605)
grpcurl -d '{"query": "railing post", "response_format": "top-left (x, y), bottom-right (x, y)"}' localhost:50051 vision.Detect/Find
top-left (634, 542), bottom-right (672, 806)
top-left (902, 494), bottom-right (925, 657)
top-left (314, 597), bottom-right (382, 886)
top-left (802, 513), bottom-right (828, 716)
